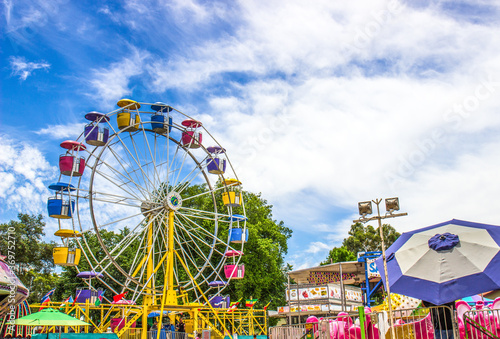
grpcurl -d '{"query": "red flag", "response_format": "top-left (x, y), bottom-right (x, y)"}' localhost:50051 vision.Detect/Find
top-left (113, 291), bottom-right (128, 303)
top-left (72, 290), bottom-right (82, 307)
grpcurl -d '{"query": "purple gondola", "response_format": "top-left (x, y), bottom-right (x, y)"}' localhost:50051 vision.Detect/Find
top-left (209, 295), bottom-right (230, 308)
top-left (84, 111), bottom-right (110, 146)
top-left (206, 146), bottom-right (226, 174)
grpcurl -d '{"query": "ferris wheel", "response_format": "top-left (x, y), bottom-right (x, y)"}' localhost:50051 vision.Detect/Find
top-left (48, 99), bottom-right (248, 307)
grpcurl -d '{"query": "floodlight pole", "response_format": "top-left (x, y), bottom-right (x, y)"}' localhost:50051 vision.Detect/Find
top-left (354, 198), bottom-right (407, 339)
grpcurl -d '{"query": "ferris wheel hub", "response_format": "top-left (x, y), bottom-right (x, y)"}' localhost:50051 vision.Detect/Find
top-left (166, 191), bottom-right (182, 211)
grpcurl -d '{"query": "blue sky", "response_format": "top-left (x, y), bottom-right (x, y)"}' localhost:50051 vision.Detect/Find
top-left (2, 0), bottom-right (500, 270)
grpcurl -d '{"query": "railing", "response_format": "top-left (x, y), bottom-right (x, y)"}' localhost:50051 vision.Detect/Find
top-left (269, 323), bottom-right (308, 339)
top-left (462, 308), bottom-right (500, 339)
top-left (269, 305), bottom-right (460, 339)
top-left (147, 330), bottom-right (190, 339)
top-left (120, 328), bottom-right (143, 339)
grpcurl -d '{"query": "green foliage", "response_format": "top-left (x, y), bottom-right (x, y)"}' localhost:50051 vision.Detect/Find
top-left (3, 184), bottom-right (292, 320)
top-left (54, 227), bottom-right (139, 303)
top-left (322, 222), bottom-right (400, 264)
top-left (342, 222), bottom-right (400, 254)
top-left (320, 246), bottom-right (356, 265)
top-left (228, 192), bottom-right (292, 309)
top-left (0, 213), bottom-right (58, 303)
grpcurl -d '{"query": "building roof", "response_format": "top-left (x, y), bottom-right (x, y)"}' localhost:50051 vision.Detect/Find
top-left (288, 261), bottom-right (380, 285)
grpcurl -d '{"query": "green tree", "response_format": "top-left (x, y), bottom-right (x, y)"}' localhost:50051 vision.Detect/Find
top-left (54, 227), bottom-right (139, 303)
top-left (53, 184), bottom-right (292, 322)
top-left (227, 191), bottom-right (292, 316)
top-left (320, 246), bottom-right (356, 265)
top-left (342, 222), bottom-right (400, 254)
top-left (0, 213), bottom-right (58, 303)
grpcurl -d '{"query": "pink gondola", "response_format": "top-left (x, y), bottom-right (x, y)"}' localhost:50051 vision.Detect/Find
top-left (181, 119), bottom-right (202, 148)
top-left (59, 140), bottom-right (86, 177)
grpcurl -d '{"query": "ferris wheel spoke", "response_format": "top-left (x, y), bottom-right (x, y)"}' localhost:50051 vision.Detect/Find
top-left (104, 136), bottom-right (147, 189)
top-left (175, 228), bottom-right (219, 277)
top-left (99, 144), bottom-right (150, 200)
top-left (177, 206), bottom-right (230, 222)
top-left (140, 127), bottom-right (162, 190)
top-left (83, 190), bottom-right (146, 208)
top-left (94, 218), bottom-right (150, 272)
top-left (181, 184), bottom-right (228, 203)
top-left (128, 133), bottom-right (155, 197)
top-left (175, 213), bottom-right (227, 257)
top-left (171, 220), bottom-right (207, 284)
top-left (172, 155), bottom-right (211, 194)
top-left (111, 130), bottom-right (156, 199)
top-left (94, 206), bottom-right (158, 230)
top-left (169, 143), bottom-right (192, 190)
top-left (91, 166), bottom-right (147, 201)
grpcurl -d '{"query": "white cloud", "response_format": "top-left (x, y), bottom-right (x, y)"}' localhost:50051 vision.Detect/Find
top-left (89, 49), bottom-right (149, 108)
top-left (305, 241), bottom-right (331, 254)
top-left (3, 0), bottom-right (63, 32)
top-left (5, 0), bottom-right (500, 272)
top-left (0, 134), bottom-right (57, 215)
top-left (9, 56), bottom-right (50, 80)
top-left (35, 123), bottom-right (87, 140)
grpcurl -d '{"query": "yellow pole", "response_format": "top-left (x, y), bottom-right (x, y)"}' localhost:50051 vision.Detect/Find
top-left (166, 210), bottom-right (177, 304)
top-left (141, 219), bottom-right (155, 339)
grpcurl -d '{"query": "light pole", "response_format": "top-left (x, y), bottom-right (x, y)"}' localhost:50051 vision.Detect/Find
top-left (353, 197), bottom-right (407, 338)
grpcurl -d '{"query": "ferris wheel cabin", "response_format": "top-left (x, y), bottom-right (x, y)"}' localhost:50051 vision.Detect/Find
top-left (224, 250), bottom-right (245, 279)
top-left (53, 247), bottom-right (81, 266)
top-left (84, 111), bottom-right (110, 146)
top-left (181, 119), bottom-right (202, 148)
top-left (222, 179), bottom-right (243, 207)
top-left (117, 99), bottom-right (141, 131)
top-left (59, 140), bottom-right (86, 177)
top-left (206, 145), bottom-right (227, 174)
top-left (53, 229), bottom-right (82, 266)
top-left (228, 214), bottom-right (249, 243)
top-left (47, 182), bottom-right (76, 219)
top-left (150, 102), bottom-right (173, 133)
top-left (209, 295), bottom-right (230, 308)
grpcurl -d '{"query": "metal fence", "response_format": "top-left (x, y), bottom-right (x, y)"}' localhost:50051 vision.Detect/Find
top-left (269, 305), bottom-right (461, 339)
top-left (461, 308), bottom-right (500, 339)
top-left (269, 323), bottom-right (308, 339)
top-left (147, 330), bottom-right (190, 339)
